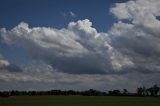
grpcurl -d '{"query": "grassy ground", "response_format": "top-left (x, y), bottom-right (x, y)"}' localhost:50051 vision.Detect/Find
top-left (0, 96), bottom-right (160, 106)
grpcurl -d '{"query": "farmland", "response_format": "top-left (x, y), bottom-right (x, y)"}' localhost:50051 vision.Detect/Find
top-left (0, 96), bottom-right (160, 106)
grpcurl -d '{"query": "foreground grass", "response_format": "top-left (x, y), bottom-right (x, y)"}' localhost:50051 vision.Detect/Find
top-left (0, 96), bottom-right (160, 106)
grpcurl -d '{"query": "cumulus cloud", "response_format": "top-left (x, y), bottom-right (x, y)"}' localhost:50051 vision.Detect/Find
top-left (0, 0), bottom-right (160, 91)
top-left (1, 19), bottom-right (130, 74)
top-left (0, 22), bottom-right (88, 57)
top-left (109, 0), bottom-right (160, 73)
top-left (1, 18), bottom-right (136, 74)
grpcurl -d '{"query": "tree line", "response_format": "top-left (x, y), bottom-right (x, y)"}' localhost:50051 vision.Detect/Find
top-left (0, 84), bottom-right (160, 97)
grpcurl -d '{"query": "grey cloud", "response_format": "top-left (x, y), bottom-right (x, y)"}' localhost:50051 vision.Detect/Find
top-left (0, 64), bottom-right (159, 92)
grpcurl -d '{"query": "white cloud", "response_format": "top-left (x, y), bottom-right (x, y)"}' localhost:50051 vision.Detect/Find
top-left (0, 21), bottom-right (89, 57)
top-left (110, 0), bottom-right (160, 21)
top-left (69, 11), bottom-right (76, 18)
top-left (68, 19), bottom-right (96, 35)
top-left (61, 11), bottom-right (77, 19)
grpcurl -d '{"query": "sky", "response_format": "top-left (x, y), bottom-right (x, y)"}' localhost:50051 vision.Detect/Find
top-left (0, 0), bottom-right (160, 92)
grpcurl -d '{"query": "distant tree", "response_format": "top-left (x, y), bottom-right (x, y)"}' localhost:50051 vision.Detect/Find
top-left (153, 85), bottom-right (160, 96)
top-left (0, 91), bottom-right (10, 97)
top-left (137, 87), bottom-right (143, 96)
top-left (137, 86), bottom-right (151, 96)
top-left (142, 86), bottom-right (148, 96)
top-left (108, 90), bottom-right (121, 96)
top-left (148, 85), bottom-right (160, 96)
top-left (123, 89), bottom-right (128, 95)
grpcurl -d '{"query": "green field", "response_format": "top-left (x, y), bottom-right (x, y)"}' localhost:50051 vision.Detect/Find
top-left (0, 96), bottom-right (160, 106)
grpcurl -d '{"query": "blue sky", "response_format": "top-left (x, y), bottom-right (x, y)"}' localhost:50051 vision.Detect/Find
top-left (0, 0), bottom-right (127, 31)
top-left (0, 0), bottom-right (160, 91)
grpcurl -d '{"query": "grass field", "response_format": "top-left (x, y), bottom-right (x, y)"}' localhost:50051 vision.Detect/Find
top-left (0, 96), bottom-right (160, 106)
